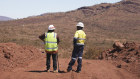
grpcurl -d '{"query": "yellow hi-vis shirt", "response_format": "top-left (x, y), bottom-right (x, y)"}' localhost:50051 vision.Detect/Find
top-left (44, 32), bottom-right (58, 51)
top-left (74, 30), bottom-right (86, 45)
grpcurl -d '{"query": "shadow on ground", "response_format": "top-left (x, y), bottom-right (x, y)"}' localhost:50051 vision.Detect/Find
top-left (27, 70), bottom-right (66, 73)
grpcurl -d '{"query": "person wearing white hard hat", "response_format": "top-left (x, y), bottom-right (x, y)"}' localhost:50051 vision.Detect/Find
top-left (67, 22), bottom-right (86, 73)
top-left (48, 25), bottom-right (55, 30)
top-left (39, 25), bottom-right (60, 73)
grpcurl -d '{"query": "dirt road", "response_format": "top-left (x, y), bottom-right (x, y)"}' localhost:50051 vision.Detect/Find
top-left (0, 57), bottom-right (139, 79)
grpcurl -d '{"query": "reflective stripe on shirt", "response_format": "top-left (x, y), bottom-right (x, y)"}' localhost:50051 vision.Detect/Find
top-left (46, 47), bottom-right (58, 49)
top-left (45, 41), bottom-right (57, 43)
top-left (77, 43), bottom-right (84, 45)
top-left (78, 38), bottom-right (86, 40)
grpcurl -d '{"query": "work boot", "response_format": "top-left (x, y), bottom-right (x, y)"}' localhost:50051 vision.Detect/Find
top-left (53, 70), bottom-right (58, 73)
top-left (67, 69), bottom-right (72, 72)
top-left (46, 69), bottom-right (50, 72)
top-left (67, 66), bottom-right (72, 72)
top-left (75, 70), bottom-right (81, 73)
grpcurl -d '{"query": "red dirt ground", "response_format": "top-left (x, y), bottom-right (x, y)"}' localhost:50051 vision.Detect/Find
top-left (0, 43), bottom-right (139, 79)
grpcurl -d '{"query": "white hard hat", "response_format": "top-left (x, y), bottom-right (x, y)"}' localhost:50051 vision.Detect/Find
top-left (48, 25), bottom-right (55, 30)
top-left (76, 22), bottom-right (84, 27)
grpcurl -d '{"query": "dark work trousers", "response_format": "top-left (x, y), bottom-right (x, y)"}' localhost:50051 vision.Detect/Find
top-left (46, 53), bottom-right (57, 70)
top-left (68, 45), bottom-right (84, 71)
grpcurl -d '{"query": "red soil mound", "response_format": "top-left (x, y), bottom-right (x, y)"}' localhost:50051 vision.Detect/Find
top-left (0, 43), bottom-right (42, 71)
top-left (99, 42), bottom-right (140, 76)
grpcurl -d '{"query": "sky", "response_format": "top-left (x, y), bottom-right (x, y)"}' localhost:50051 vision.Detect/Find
top-left (0, 0), bottom-right (122, 19)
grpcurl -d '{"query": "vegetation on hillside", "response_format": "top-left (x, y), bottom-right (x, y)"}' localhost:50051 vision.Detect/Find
top-left (0, 0), bottom-right (139, 59)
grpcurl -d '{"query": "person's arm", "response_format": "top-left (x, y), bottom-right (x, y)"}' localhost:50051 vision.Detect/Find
top-left (57, 35), bottom-right (60, 44)
top-left (73, 31), bottom-right (78, 45)
top-left (39, 34), bottom-right (45, 42)
top-left (73, 38), bottom-right (78, 45)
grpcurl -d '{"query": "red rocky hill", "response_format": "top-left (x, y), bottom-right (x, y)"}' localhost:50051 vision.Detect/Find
top-left (100, 42), bottom-right (140, 76)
